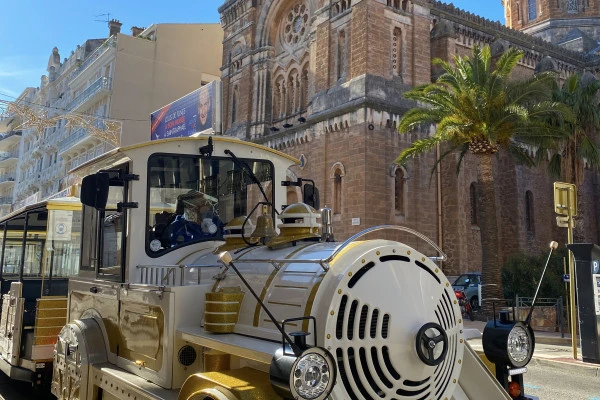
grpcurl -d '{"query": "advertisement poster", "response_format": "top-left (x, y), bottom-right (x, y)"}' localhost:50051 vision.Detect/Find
top-left (150, 81), bottom-right (220, 140)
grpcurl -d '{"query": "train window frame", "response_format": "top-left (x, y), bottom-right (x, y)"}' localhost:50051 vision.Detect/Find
top-left (79, 165), bottom-right (129, 282)
top-left (145, 152), bottom-right (275, 258)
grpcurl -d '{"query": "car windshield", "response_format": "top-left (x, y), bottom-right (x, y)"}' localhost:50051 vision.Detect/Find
top-left (453, 275), bottom-right (471, 286)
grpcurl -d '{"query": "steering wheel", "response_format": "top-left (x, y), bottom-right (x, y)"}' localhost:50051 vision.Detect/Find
top-left (415, 322), bottom-right (448, 366)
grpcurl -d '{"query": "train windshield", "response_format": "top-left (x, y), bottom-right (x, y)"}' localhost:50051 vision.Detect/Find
top-left (146, 154), bottom-right (274, 256)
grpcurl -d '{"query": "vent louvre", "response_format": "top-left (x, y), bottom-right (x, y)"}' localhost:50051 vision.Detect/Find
top-left (382, 314), bottom-right (390, 339)
top-left (359, 305), bottom-right (369, 339)
top-left (347, 300), bottom-right (359, 340)
top-left (370, 309), bottom-right (379, 339)
top-left (336, 295), bottom-right (348, 340)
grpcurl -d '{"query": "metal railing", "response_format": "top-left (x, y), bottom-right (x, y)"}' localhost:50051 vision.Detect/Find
top-left (58, 119), bottom-right (105, 153)
top-left (0, 131), bottom-right (22, 141)
top-left (0, 151), bottom-right (18, 162)
top-left (516, 295), bottom-right (566, 337)
top-left (136, 264), bottom-right (221, 287)
top-left (0, 175), bottom-right (15, 183)
top-left (0, 196), bottom-right (12, 204)
top-left (70, 36), bottom-right (116, 81)
top-left (68, 76), bottom-right (112, 111)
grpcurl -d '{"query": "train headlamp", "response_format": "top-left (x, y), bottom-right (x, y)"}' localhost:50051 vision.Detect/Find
top-left (291, 347), bottom-right (335, 399)
top-left (482, 313), bottom-right (535, 368)
top-left (269, 347), bottom-right (337, 400)
top-left (270, 346), bottom-right (336, 400)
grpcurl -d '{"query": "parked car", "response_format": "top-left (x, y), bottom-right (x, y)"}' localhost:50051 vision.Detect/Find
top-left (452, 272), bottom-right (481, 309)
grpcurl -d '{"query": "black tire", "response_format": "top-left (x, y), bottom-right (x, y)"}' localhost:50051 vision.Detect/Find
top-left (470, 297), bottom-right (479, 310)
top-left (467, 307), bottom-right (475, 321)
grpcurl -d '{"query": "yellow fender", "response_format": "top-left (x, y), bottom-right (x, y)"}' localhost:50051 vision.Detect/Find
top-left (178, 368), bottom-right (282, 400)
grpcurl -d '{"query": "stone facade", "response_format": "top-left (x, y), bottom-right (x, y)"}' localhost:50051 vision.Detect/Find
top-left (217, 0), bottom-right (600, 275)
top-left (502, 0), bottom-right (600, 53)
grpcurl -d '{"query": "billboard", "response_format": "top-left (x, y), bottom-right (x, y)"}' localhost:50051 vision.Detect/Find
top-left (150, 81), bottom-right (221, 140)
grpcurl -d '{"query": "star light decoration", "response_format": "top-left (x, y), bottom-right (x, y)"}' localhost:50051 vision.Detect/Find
top-left (0, 100), bottom-right (121, 147)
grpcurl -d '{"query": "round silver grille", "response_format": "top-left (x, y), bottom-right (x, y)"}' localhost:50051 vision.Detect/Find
top-left (324, 245), bottom-right (463, 399)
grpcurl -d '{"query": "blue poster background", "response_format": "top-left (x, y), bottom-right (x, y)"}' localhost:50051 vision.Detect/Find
top-left (150, 82), bottom-right (215, 140)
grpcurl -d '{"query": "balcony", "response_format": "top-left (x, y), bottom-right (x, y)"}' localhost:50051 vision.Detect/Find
top-left (0, 151), bottom-right (18, 164)
top-left (68, 76), bottom-right (112, 111)
top-left (69, 36), bottom-right (116, 83)
top-left (58, 119), bottom-right (109, 155)
top-left (0, 175), bottom-right (15, 184)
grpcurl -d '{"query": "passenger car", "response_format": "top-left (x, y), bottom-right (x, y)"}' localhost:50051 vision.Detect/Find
top-left (452, 272), bottom-right (481, 308)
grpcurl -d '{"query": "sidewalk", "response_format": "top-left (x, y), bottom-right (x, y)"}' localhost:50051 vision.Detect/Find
top-left (463, 320), bottom-right (600, 375)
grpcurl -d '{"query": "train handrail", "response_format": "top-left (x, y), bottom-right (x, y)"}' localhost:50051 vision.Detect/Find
top-left (231, 225), bottom-right (447, 271)
top-left (136, 226), bottom-right (446, 281)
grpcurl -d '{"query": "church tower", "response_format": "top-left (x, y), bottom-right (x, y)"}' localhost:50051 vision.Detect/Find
top-left (502, 0), bottom-right (600, 53)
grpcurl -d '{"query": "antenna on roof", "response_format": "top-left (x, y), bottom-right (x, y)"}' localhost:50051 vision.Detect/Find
top-left (94, 13), bottom-right (111, 24)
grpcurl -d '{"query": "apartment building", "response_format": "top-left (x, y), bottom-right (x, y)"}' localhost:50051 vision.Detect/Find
top-left (0, 107), bottom-right (24, 216)
top-left (12, 20), bottom-right (223, 209)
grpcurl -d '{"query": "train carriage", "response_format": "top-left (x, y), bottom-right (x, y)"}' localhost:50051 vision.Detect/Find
top-left (50, 135), bottom-right (531, 400)
top-left (0, 192), bottom-right (81, 389)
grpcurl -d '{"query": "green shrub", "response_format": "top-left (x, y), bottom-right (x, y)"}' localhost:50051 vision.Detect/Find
top-left (501, 247), bottom-right (568, 301)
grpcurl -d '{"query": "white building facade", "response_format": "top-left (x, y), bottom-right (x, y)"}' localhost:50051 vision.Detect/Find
top-left (9, 20), bottom-right (223, 211)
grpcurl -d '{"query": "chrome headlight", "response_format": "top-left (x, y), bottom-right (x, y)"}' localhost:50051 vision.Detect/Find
top-left (270, 346), bottom-right (336, 400)
top-left (483, 319), bottom-right (535, 368)
top-left (507, 324), bottom-right (533, 366)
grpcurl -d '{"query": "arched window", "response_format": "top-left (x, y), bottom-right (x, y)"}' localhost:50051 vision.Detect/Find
top-left (330, 162), bottom-right (346, 215)
top-left (525, 190), bottom-right (535, 233)
top-left (402, 0), bottom-right (409, 11)
top-left (528, 0), bottom-right (536, 20)
top-left (337, 30), bottom-right (347, 81)
top-left (334, 170), bottom-right (342, 215)
top-left (470, 183), bottom-right (478, 225)
top-left (516, 1), bottom-right (521, 20)
top-left (394, 167), bottom-right (406, 216)
top-left (392, 28), bottom-right (402, 77)
top-left (231, 86), bottom-right (239, 124)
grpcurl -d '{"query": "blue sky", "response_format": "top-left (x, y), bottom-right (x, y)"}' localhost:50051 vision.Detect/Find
top-left (0, 0), bottom-right (503, 102)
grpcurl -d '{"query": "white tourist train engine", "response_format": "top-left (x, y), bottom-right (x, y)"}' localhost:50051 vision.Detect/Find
top-left (50, 135), bottom-right (528, 400)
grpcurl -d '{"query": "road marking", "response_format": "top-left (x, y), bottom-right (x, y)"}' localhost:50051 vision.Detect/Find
top-left (524, 384), bottom-right (541, 389)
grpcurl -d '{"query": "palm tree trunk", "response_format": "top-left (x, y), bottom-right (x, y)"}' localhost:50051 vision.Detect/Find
top-left (476, 154), bottom-right (504, 318)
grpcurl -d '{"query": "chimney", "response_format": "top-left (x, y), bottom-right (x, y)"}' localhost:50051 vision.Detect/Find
top-left (131, 26), bottom-right (145, 37)
top-left (108, 19), bottom-right (122, 37)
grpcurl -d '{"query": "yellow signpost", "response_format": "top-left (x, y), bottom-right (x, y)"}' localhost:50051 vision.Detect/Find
top-left (553, 182), bottom-right (577, 359)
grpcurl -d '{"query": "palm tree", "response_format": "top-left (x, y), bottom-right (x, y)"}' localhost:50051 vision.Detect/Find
top-left (396, 45), bottom-right (570, 311)
top-left (545, 73), bottom-right (600, 242)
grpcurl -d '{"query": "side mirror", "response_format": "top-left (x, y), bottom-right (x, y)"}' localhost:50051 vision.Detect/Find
top-left (303, 183), bottom-right (320, 209)
top-left (81, 172), bottom-right (110, 209)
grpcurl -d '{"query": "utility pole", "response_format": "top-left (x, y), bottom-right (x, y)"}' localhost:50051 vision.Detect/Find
top-left (554, 182), bottom-right (578, 359)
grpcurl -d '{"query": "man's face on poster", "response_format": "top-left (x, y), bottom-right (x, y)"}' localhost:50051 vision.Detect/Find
top-left (198, 88), bottom-right (211, 126)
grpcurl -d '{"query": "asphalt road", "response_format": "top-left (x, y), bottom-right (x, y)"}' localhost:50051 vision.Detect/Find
top-left (0, 356), bottom-right (598, 399)
top-left (523, 358), bottom-right (600, 400)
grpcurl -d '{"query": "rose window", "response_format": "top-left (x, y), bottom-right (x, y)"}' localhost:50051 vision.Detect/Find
top-left (283, 2), bottom-right (309, 46)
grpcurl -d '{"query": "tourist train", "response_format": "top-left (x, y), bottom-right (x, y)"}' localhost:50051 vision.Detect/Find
top-left (0, 135), bottom-right (532, 399)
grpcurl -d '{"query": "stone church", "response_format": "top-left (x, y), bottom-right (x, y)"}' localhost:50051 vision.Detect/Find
top-left (216, 0), bottom-right (600, 275)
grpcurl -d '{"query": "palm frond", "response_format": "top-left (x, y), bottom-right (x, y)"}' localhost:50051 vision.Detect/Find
top-left (506, 143), bottom-right (536, 167)
top-left (578, 135), bottom-right (600, 169)
top-left (395, 136), bottom-right (443, 165)
top-left (548, 153), bottom-right (562, 178)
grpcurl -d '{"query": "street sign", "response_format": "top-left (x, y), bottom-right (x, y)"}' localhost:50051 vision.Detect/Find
top-left (554, 182), bottom-right (577, 216)
top-left (556, 216), bottom-right (575, 228)
top-left (563, 274), bottom-right (570, 283)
